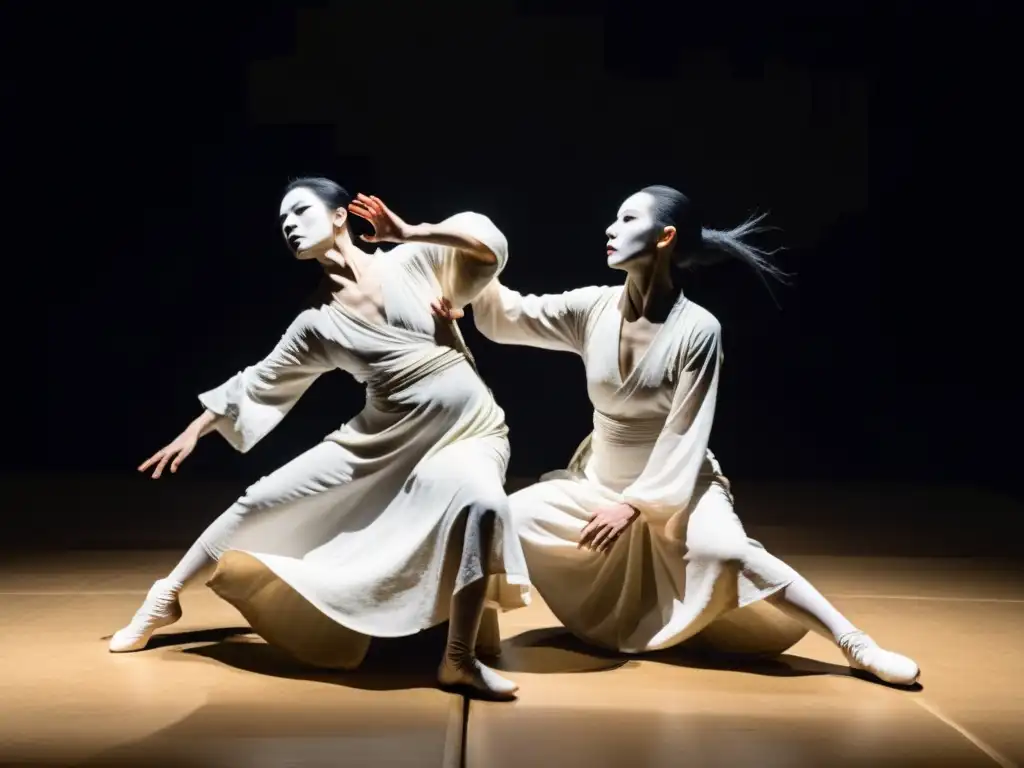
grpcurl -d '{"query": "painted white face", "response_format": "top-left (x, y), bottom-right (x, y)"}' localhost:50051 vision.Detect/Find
top-left (279, 187), bottom-right (335, 259)
top-left (605, 191), bottom-right (661, 269)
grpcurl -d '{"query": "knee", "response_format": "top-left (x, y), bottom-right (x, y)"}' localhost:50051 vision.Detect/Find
top-left (237, 474), bottom-right (292, 513)
top-left (685, 520), bottom-right (749, 563)
top-left (685, 495), bottom-right (749, 563)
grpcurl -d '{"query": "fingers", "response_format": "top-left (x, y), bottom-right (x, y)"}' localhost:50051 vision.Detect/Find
top-left (347, 201), bottom-right (374, 222)
top-left (597, 529), bottom-right (620, 553)
top-left (169, 445), bottom-right (192, 474)
top-left (138, 451), bottom-right (162, 473)
top-left (590, 524), bottom-right (615, 552)
top-left (151, 451), bottom-right (173, 480)
top-left (369, 195), bottom-right (390, 215)
top-left (430, 297), bottom-right (464, 321)
top-left (354, 194), bottom-right (385, 218)
top-left (578, 520), bottom-right (601, 549)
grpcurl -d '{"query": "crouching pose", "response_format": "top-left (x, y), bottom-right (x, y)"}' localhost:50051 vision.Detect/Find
top-left (442, 185), bottom-right (919, 686)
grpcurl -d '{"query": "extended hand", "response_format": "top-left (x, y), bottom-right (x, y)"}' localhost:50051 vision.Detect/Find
top-left (578, 503), bottom-right (639, 553)
top-left (430, 296), bottom-right (464, 321)
top-left (138, 426), bottom-right (200, 479)
top-left (347, 194), bottom-right (411, 244)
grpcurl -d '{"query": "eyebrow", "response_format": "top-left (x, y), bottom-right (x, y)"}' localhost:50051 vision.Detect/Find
top-left (620, 209), bottom-right (641, 217)
top-left (278, 202), bottom-right (301, 223)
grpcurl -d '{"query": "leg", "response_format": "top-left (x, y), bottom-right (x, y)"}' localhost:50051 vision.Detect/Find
top-left (108, 516), bottom-right (236, 652)
top-left (683, 485), bottom-right (918, 684)
top-left (767, 571), bottom-right (920, 685)
top-left (766, 574), bottom-right (856, 641)
top-left (110, 442), bottom-right (355, 652)
top-left (476, 606), bottom-right (502, 658)
top-left (437, 502), bottom-right (519, 701)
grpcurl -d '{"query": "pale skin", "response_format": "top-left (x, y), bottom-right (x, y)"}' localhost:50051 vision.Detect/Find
top-left (432, 191), bottom-right (681, 554)
top-left (140, 189), bottom-right (500, 481)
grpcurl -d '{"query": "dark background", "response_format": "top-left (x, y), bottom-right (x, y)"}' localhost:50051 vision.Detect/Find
top-left (7, 2), bottom-right (1020, 515)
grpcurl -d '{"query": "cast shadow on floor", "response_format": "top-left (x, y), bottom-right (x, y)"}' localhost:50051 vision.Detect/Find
top-left (494, 627), bottom-right (923, 691)
top-left (153, 624), bottom-right (921, 693)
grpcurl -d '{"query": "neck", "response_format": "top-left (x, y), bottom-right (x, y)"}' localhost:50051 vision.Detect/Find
top-left (619, 256), bottom-right (680, 323)
top-left (316, 231), bottom-right (371, 281)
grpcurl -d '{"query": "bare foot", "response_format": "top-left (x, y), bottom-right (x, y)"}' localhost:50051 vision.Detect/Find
top-left (438, 656), bottom-right (518, 701)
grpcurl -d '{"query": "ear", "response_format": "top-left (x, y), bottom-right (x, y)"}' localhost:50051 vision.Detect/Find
top-left (332, 207), bottom-right (348, 229)
top-left (656, 225), bottom-right (677, 250)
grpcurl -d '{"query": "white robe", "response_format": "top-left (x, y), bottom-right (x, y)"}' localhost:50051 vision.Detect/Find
top-left (473, 282), bottom-right (807, 655)
top-left (193, 213), bottom-right (531, 668)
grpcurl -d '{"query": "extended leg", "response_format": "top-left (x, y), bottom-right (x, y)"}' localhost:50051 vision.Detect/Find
top-left (437, 503), bottom-right (518, 701)
top-left (767, 574), bottom-right (920, 685)
top-left (110, 441), bottom-right (354, 653)
top-left (108, 505), bottom-right (247, 652)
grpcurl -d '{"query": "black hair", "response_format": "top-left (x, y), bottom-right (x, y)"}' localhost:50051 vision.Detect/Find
top-left (640, 184), bottom-right (789, 301)
top-left (284, 176), bottom-right (353, 211)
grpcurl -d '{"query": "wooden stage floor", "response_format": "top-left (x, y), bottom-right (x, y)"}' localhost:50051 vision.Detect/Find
top-left (2, 480), bottom-right (1022, 767)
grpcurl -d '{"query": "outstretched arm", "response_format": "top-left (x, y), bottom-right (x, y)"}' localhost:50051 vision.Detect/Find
top-left (197, 312), bottom-right (334, 454)
top-left (138, 314), bottom-right (332, 477)
top-left (469, 281), bottom-right (607, 355)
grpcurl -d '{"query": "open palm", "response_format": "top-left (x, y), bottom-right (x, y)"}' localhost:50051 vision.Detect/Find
top-left (347, 194), bottom-right (410, 244)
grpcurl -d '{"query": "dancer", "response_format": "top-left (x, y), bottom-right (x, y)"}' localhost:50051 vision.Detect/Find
top-left (441, 185), bottom-right (919, 685)
top-left (111, 178), bottom-right (527, 700)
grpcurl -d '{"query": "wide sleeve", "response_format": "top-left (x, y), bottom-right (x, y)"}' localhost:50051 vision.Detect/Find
top-left (472, 281), bottom-right (607, 355)
top-left (198, 311), bottom-right (334, 453)
top-left (416, 211), bottom-right (509, 310)
top-left (619, 317), bottom-right (723, 522)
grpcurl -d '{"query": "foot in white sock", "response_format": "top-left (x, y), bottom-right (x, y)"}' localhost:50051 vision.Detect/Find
top-left (438, 653), bottom-right (518, 701)
top-left (838, 630), bottom-right (920, 686)
top-left (109, 578), bottom-right (183, 652)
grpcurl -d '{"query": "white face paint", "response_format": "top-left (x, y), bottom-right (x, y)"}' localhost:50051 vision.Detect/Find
top-left (604, 191), bottom-right (662, 270)
top-left (279, 187), bottom-right (336, 259)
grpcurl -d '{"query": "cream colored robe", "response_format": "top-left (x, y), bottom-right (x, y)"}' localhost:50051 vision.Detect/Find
top-left (473, 282), bottom-right (807, 655)
top-left (193, 213), bottom-right (530, 668)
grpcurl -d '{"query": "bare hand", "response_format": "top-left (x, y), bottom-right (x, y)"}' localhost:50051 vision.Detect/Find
top-left (578, 503), bottom-right (639, 553)
top-left (347, 194), bottom-right (411, 244)
top-left (430, 296), bottom-right (464, 321)
top-left (138, 426), bottom-right (200, 479)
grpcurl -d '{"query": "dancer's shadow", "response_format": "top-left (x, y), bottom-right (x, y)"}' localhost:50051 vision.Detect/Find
top-left (490, 627), bottom-right (633, 674)
top-left (494, 627), bottom-right (924, 691)
top-left (99, 626), bottom-right (254, 650)
top-left (164, 623), bottom-right (456, 692)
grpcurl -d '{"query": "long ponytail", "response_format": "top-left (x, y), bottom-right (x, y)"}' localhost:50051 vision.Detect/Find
top-left (693, 214), bottom-right (790, 306)
top-left (640, 185), bottom-right (790, 306)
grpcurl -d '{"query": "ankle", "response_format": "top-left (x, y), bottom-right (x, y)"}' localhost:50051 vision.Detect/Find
top-left (444, 640), bottom-right (474, 667)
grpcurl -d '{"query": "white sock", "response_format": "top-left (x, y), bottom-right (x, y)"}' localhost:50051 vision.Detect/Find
top-left (166, 539), bottom-right (217, 590)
